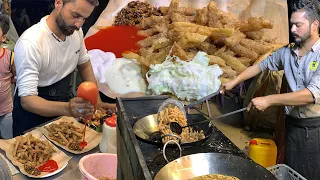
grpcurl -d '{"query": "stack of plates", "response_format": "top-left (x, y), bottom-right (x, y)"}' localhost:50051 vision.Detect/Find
top-left (0, 155), bottom-right (12, 180)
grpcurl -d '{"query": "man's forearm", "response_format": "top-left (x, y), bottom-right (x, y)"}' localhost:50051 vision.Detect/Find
top-left (233, 64), bottom-right (262, 84)
top-left (77, 60), bottom-right (103, 103)
top-left (267, 89), bottom-right (314, 106)
top-left (20, 96), bottom-right (71, 117)
top-left (78, 60), bottom-right (97, 84)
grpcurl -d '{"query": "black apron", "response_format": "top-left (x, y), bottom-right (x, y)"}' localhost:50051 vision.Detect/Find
top-left (12, 74), bottom-right (73, 137)
top-left (285, 115), bottom-right (320, 180)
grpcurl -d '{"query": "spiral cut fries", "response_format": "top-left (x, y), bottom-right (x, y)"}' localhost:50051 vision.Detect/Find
top-left (44, 121), bottom-right (83, 151)
top-left (13, 134), bottom-right (56, 176)
top-left (158, 106), bottom-right (205, 143)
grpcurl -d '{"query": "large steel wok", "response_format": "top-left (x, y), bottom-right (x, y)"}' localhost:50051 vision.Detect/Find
top-left (132, 114), bottom-right (212, 146)
top-left (154, 153), bottom-right (277, 180)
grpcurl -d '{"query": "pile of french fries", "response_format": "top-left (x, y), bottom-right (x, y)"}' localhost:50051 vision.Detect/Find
top-left (44, 121), bottom-right (83, 151)
top-left (13, 134), bottom-right (56, 176)
top-left (122, 0), bottom-right (286, 83)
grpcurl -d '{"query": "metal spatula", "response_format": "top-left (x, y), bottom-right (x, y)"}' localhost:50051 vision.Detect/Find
top-left (170, 107), bottom-right (248, 134)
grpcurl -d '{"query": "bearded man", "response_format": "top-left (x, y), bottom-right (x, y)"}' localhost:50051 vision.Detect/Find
top-left (221, 1), bottom-right (320, 179)
top-left (13, 0), bottom-right (116, 136)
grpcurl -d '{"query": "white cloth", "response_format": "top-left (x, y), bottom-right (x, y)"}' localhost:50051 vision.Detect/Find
top-left (88, 49), bottom-right (116, 84)
top-left (14, 16), bottom-right (90, 97)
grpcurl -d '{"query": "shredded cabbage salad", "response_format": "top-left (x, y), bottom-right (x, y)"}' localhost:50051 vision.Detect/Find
top-left (147, 51), bottom-right (223, 101)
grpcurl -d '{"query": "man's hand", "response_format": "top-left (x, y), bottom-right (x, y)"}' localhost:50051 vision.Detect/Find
top-left (220, 80), bottom-right (237, 94)
top-left (97, 102), bottom-right (116, 114)
top-left (248, 96), bottom-right (271, 111)
top-left (68, 97), bottom-right (94, 118)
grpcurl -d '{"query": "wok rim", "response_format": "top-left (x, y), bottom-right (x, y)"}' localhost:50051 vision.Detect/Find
top-left (154, 152), bottom-right (277, 180)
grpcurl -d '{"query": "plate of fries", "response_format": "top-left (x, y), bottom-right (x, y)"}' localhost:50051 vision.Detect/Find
top-left (38, 116), bottom-right (102, 154)
top-left (0, 129), bottom-right (71, 178)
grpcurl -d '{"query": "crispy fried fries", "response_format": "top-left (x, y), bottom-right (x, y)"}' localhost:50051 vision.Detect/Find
top-left (208, 55), bottom-right (226, 67)
top-left (171, 42), bottom-right (188, 60)
top-left (216, 53), bottom-right (247, 73)
top-left (236, 17), bottom-right (273, 32)
top-left (45, 122), bottom-right (83, 151)
top-left (253, 43), bottom-right (286, 65)
top-left (158, 106), bottom-right (205, 144)
top-left (13, 134), bottom-right (56, 176)
top-left (122, 51), bottom-right (140, 60)
top-left (131, 0), bottom-right (282, 82)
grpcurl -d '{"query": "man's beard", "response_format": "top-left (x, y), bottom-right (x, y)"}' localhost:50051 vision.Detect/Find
top-left (293, 30), bottom-right (311, 46)
top-left (56, 12), bottom-right (79, 36)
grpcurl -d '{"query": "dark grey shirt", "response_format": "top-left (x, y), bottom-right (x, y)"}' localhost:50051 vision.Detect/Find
top-left (260, 39), bottom-right (320, 118)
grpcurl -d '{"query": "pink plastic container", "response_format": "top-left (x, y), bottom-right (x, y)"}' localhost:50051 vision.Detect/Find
top-left (79, 153), bottom-right (117, 180)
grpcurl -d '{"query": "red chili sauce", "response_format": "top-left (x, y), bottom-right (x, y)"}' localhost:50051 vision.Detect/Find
top-left (85, 26), bottom-right (145, 58)
top-left (38, 160), bottom-right (58, 173)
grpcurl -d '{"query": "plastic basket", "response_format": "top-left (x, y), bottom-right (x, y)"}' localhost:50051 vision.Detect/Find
top-left (267, 164), bottom-right (307, 180)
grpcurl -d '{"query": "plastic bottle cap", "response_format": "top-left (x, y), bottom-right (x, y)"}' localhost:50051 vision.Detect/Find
top-left (105, 114), bottom-right (117, 127)
top-left (249, 139), bottom-right (258, 145)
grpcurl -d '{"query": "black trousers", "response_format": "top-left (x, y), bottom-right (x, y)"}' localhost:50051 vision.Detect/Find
top-left (285, 115), bottom-right (320, 180)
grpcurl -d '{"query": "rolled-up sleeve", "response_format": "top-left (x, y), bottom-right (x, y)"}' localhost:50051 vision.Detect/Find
top-left (78, 29), bottom-right (90, 65)
top-left (307, 69), bottom-right (320, 104)
top-left (14, 40), bottom-right (41, 97)
top-left (259, 47), bottom-right (284, 71)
